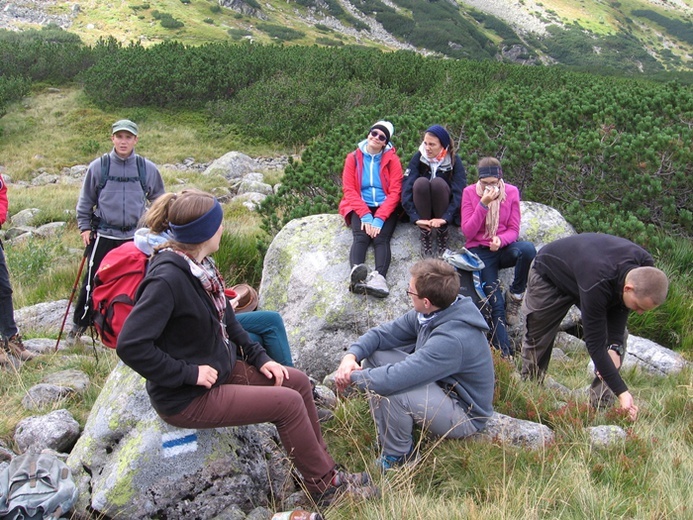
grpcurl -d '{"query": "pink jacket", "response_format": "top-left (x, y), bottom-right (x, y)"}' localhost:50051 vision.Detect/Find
top-left (461, 183), bottom-right (521, 249)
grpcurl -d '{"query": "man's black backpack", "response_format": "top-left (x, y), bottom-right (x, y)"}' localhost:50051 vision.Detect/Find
top-left (0, 451), bottom-right (78, 520)
top-left (442, 248), bottom-right (493, 324)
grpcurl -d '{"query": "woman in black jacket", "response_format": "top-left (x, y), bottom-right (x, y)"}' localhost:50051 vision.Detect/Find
top-left (401, 125), bottom-right (467, 257)
top-left (117, 189), bottom-right (376, 506)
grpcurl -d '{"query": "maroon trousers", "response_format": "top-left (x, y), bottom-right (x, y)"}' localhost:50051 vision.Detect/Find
top-left (162, 361), bottom-right (336, 494)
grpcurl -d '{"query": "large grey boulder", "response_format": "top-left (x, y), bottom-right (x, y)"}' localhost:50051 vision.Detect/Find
top-left (473, 412), bottom-right (554, 449)
top-left (67, 362), bottom-right (294, 520)
top-left (587, 334), bottom-right (690, 376)
top-left (203, 152), bottom-right (258, 182)
top-left (15, 409), bottom-right (80, 454)
top-left (260, 202), bottom-right (575, 379)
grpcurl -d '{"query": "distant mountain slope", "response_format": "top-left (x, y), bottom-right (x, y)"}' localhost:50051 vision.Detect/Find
top-left (0, 0), bottom-right (691, 72)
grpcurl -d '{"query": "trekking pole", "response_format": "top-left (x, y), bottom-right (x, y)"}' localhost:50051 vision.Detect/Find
top-left (55, 229), bottom-right (95, 351)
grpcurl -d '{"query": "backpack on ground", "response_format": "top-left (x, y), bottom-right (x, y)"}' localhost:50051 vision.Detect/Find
top-left (441, 248), bottom-right (493, 324)
top-left (0, 451), bottom-right (78, 520)
top-left (91, 241), bottom-right (149, 349)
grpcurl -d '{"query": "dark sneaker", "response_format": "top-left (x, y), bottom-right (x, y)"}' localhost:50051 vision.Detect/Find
top-left (5, 335), bottom-right (34, 361)
top-left (376, 446), bottom-right (419, 472)
top-left (312, 469), bottom-right (379, 507)
top-left (364, 271), bottom-right (389, 298)
top-left (505, 291), bottom-right (523, 326)
top-left (420, 229), bottom-right (433, 258)
top-left (349, 263), bottom-right (369, 292)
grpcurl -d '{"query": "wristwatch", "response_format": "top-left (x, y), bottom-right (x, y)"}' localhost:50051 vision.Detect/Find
top-left (607, 343), bottom-right (625, 357)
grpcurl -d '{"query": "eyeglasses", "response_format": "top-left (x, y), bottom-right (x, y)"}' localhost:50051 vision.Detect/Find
top-left (370, 130), bottom-right (387, 142)
top-left (405, 288), bottom-right (419, 298)
top-left (479, 180), bottom-right (499, 188)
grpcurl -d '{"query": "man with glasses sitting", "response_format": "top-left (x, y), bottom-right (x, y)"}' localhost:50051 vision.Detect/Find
top-left (334, 258), bottom-right (494, 471)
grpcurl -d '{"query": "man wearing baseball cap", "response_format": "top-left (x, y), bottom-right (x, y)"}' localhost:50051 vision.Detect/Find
top-left (69, 119), bottom-right (164, 342)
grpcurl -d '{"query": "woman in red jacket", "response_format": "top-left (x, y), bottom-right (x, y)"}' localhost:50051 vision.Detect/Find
top-left (338, 120), bottom-right (403, 298)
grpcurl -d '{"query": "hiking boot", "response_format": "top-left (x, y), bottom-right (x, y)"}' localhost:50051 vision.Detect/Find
top-left (420, 228), bottom-right (433, 258)
top-left (65, 325), bottom-right (87, 346)
top-left (505, 291), bottom-right (524, 326)
top-left (589, 376), bottom-right (616, 410)
top-left (436, 225), bottom-right (449, 257)
top-left (312, 468), bottom-right (379, 507)
top-left (5, 335), bottom-right (34, 361)
top-left (364, 271), bottom-right (389, 298)
top-left (348, 264), bottom-right (369, 293)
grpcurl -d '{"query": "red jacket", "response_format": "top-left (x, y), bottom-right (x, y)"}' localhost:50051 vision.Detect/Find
top-left (0, 174), bottom-right (8, 226)
top-left (338, 147), bottom-right (402, 225)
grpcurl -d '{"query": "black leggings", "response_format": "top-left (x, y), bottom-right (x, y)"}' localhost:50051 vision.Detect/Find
top-left (349, 209), bottom-right (398, 277)
top-left (412, 177), bottom-right (451, 220)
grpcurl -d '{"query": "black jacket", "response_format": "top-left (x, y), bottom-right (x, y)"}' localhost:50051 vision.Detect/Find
top-left (401, 151), bottom-right (467, 226)
top-left (533, 233), bottom-right (654, 396)
top-left (117, 251), bottom-right (272, 416)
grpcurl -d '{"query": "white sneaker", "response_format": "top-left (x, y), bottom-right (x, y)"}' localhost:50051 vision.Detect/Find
top-left (365, 271), bottom-right (389, 298)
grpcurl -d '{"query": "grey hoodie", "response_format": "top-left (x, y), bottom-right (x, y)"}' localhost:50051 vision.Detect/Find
top-left (348, 296), bottom-right (495, 430)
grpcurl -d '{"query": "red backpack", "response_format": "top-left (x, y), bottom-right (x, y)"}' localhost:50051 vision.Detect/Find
top-left (91, 242), bottom-right (149, 348)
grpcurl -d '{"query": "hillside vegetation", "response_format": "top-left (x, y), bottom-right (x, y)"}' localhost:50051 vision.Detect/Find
top-left (0, 0), bottom-right (692, 72)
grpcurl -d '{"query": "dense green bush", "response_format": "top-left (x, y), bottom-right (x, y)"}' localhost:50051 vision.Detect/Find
top-left (0, 75), bottom-right (31, 117)
top-left (256, 23), bottom-right (305, 41)
top-left (0, 26), bottom-right (92, 83)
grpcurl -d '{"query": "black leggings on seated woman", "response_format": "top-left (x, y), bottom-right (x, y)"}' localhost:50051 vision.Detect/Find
top-left (349, 209), bottom-right (398, 277)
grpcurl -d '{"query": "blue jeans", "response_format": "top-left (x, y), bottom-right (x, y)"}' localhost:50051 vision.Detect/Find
top-left (236, 310), bottom-right (294, 367)
top-left (0, 243), bottom-right (18, 339)
top-left (470, 241), bottom-right (536, 356)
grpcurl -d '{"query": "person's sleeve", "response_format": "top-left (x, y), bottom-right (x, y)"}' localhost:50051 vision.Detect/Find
top-left (373, 151), bottom-right (403, 221)
top-left (351, 328), bottom-right (461, 396)
top-left (225, 304), bottom-right (272, 369)
top-left (76, 162), bottom-right (99, 232)
top-left (347, 312), bottom-right (418, 362)
top-left (0, 175), bottom-right (8, 225)
top-left (117, 277), bottom-right (199, 388)
top-left (401, 154), bottom-right (422, 222)
top-left (580, 284), bottom-right (628, 396)
top-left (146, 160), bottom-right (165, 201)
top-left (442, 158), bottom-right (467, 224)
top-left (496, 189), bottom-right (521, 247)
top-left (341, 152), bottom-right (371, 219)
top-left (461, 186), bottom-right (487, 239)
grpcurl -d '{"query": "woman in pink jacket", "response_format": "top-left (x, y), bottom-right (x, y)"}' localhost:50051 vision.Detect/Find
top-left (338, 120), bottom-right (402, 298)
top-left (461, 157), bottom-right (536, 358)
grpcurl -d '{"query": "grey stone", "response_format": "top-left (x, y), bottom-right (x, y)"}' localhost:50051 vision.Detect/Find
top-left (10, 208), bottom-right (41, 227)
top-left (14, 409), bottom-right (80, 454)
top-left (23, 337), bottom-right (60, 354)
top-left (4, 226), bottom-right (33, 241)
top-left (203, 151), bottom-right (258, 181)
top-left (31, 172), bottom-right (60, 186)
top-left (554, 331), bottom-right (585, 353)
top-left (587, 334), bottom-right (689, 376)
top-left (232, 192), bottom-right (268, 211)
top-left (473, 412), bottom-right (554, 449)
top-left (237, 179), bottom-right (273, 196)
top-left (34, 221), bottom-right (67, 239)
top-left (42, 369), bottom-right (90, 393)
top-left (67, 361), bottom-right (294, 520)
top-left (587, 425), bottom-right (626, 448)
top-left (22, 383), bottom-right (75, 411)
top-left (15, 300), bottom-right (72, 336)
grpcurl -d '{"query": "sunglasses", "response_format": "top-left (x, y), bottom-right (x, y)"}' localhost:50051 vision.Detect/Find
top-left (370, 130), bottom-right (387, 142)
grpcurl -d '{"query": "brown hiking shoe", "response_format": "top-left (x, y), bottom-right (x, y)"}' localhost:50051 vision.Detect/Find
top-left (312, 468), bottom-right (379, 507)
top-left (505, 291), bottom-right (524, 326)
top-left (6, 335), bottom-right (35, 361)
